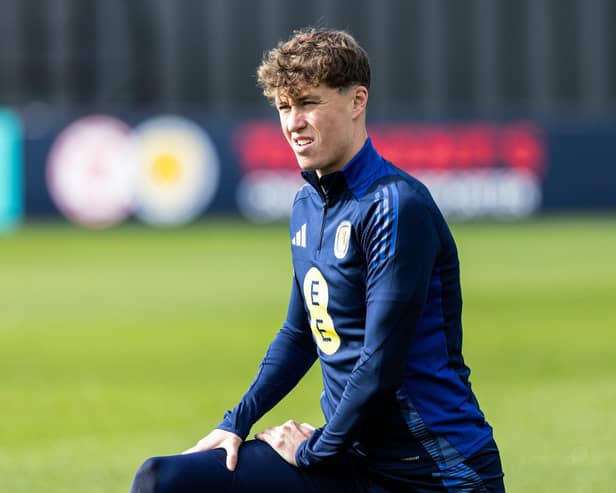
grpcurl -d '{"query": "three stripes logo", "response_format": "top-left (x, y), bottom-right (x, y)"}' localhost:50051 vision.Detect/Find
top-left (291, 223), bottom-right (307, 248)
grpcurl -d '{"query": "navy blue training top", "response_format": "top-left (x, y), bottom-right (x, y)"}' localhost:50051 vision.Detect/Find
top-left (219, 137), bottom-right (494, 472)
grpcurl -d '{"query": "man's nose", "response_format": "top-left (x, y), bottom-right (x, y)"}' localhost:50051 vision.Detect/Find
top-left (286, 106), bottom-right (307, 133)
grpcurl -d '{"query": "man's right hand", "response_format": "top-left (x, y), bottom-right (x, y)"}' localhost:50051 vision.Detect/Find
top-left (182, 429), bottom-right (243, 471)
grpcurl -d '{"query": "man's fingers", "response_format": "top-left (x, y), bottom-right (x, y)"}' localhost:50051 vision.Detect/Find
top-left (182, 430), bottom-right (243, 466)
top-left (255, 422), bottom-right (303, 467)
top-left (182, 442), bottom-right (203, 454)
top-left (225, 443), bottom-right (239, 471)
top-left (255, 429), bottom-right (276, 448)
top-left (183, 438), bottom-right (239, 471)
top-left (182, 438), bottom-right (208, 455)
top-left (299, 422), bottom-right (316, 433)
top-left (254, 431), bottom-right (267, 442)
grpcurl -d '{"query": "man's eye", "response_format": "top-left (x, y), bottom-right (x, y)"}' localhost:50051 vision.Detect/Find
top-left (278, 105), bottom-right (290, 111)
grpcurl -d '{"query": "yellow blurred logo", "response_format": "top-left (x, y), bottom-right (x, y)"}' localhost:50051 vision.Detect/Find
top-left (151, 153), bottom-right (182, 184)
top-left (303, 267), bottom-right (341, 355)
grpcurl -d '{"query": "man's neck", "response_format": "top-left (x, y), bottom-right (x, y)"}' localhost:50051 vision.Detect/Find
top-left (316, 128), bottom-right (368, 179)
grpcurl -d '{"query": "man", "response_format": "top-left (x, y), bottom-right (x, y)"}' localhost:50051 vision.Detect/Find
top-left (131, 27), bottom-right (505, 492)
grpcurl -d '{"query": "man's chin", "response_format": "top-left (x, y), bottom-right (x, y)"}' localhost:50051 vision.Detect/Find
top-left (296, 159), bottom-right (319, 172)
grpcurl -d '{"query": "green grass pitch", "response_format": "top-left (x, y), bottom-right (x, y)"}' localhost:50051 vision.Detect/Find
top-left (1, 216), bottom-right (615, 492)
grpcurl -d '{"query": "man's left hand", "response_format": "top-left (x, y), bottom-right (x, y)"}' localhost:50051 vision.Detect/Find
top-left (255, 420), bottom-right (316, 466)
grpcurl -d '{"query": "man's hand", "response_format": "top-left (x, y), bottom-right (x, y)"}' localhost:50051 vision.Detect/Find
top-left (255, 420), bottom-right (316, 466)
top-left (182, 429), bottom-right (243, 471)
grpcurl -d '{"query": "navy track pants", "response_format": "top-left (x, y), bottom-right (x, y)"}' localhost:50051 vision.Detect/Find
top-left (130, 439), bottom-right (504, 493)
top-left (130, 440), bottom-right (367, 493)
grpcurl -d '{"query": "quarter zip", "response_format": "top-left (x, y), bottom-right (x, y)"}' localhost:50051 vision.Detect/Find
top-left (299, 170), bottom-right (335, 255)
top-left (318, 194), bottom-right (329, 252)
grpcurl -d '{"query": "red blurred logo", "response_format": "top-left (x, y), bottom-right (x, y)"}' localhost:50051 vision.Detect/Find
top-left (233, 120), bottom-right (546, 176)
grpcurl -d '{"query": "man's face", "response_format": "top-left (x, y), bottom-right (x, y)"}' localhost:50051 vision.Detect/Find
top-left (275, 84), bottom-right (362, 177)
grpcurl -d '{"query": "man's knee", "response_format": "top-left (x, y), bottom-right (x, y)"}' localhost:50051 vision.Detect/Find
top-left (131, 457), bottom-right (163, 493)
top-left (130, 450), bottom-right (230, 493)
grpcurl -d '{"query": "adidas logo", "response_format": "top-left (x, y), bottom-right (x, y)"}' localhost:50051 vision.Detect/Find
top-left (291, 223), bottom-right (307, 248)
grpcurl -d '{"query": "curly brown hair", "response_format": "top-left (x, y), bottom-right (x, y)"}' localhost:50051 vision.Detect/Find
top-left (257, 27), bottom-right (371, 101)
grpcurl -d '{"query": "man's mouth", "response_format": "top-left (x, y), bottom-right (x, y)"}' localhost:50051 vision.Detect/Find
top-left (293, 137), bottom-right (314, 149)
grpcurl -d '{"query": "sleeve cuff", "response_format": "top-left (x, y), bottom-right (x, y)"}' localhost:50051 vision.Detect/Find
top-left (216, 410), bottom-right (250, 441)
top-left (295, 428), bottom-right (324, 468)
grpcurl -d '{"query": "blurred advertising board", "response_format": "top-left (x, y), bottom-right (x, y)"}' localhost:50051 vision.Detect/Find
top-left (0, 110), bottom-right (23, 233)
top-left (21, 113), bottom-right (616, 227)
top-left (42, 114), bottom-right (221, 228)
top-left (234, 121), bottom-right (546, 221)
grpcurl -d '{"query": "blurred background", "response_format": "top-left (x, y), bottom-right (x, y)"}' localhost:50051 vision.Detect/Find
top-left (0, 0), bottom-right (615, 227)
top-left (0, 1), bottom-right (615, 492)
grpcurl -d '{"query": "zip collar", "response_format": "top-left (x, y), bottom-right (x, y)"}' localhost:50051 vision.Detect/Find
top-left (301, 137), bottom-right (392, 201)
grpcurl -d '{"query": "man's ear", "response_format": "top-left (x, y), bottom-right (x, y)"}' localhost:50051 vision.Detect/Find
top-left (351, 86), bottom-right (369, 118)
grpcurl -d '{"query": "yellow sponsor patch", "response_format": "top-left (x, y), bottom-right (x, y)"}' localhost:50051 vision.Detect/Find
top-left (303, 267), bottom-right (341, 355)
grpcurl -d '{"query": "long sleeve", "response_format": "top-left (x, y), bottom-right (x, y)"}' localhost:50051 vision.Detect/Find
top-left (218, 274), bottom-right (317, 440)
top-left (296, 187), bottom-right (441, 467)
